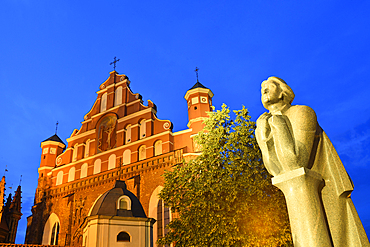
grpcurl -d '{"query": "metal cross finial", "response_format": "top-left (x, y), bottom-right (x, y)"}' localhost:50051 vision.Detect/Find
top-left (110, 56), bottom-right (120, 71)
top-left (55, 121), bottom-right (59, 135)
top-left (195, 67), bottom-right (199, 82)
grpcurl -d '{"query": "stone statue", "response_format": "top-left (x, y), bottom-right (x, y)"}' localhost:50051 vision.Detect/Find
top-left (255, 76), bottom-right (369, 247)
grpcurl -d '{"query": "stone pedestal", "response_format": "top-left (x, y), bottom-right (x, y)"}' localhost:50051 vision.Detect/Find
top-left (272, 167), bottom-right (333, 247)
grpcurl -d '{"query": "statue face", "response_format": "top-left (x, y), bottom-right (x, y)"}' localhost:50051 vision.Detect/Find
top-left (261, 81), bottom-right (282, 107)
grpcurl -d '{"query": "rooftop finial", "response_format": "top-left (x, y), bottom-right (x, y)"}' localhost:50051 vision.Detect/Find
top-left (195, 67), bottom-right (199, 83)
top-left (19, 175), bottom-right (22, 186)
top-left (110, 56), bottom-right (120, 71)
top-left (55, 121), bottom-right (59, 135)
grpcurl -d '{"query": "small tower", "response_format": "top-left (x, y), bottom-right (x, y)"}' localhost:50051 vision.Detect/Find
top-left (184, 82), bottom-right (214, 132)
top-left (39, 134), bottom-right (66, 178)
top-left (5, 185), bottom-right (22, 243)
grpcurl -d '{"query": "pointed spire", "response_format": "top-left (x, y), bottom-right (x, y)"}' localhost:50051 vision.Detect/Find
top-left (10, 185), bottom-right (21, 213)
top-left (4, 193), bottom-right (12, 214)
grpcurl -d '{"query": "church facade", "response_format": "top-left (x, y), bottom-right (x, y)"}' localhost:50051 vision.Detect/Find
top-left (25, 71), bottom-right (214, 246)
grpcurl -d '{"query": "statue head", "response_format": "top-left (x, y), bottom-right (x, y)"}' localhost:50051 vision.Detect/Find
top-left (261, 76), bottom-right (295, 109)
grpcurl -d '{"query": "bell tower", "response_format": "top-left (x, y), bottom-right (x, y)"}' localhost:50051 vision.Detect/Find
top-left (184, 81), bottom-right (214, 132)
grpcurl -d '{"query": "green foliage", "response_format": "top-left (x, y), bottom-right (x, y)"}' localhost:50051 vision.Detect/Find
top-left (158, 104), bottom-right (293, 247)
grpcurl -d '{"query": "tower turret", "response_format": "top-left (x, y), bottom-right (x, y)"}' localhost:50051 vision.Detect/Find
top-left (39, 134), bottom-right (66, 178)
top-left (184, 82), bottom-right (214, 132)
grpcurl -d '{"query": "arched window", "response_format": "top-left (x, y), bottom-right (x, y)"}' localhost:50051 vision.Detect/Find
top-left (114, 86), bottom-right (123, 106)
top-left (56, 171), bottom-right (63, 186)
top-left (42, 213), bottom-right (60, 245)
top-left (50, 222), bottom-right (60, 245)
top-left (122, 149), bottom-right (131, 165)
top-left (72, 144), bottom-right (78, 162)
top-left (100, 92), bottom-right (107, 112)
top-left (68, 167), bottom-right (75, 182)
top-left (117, 231), bottom-right (130, 242)
top-left (140, 119), bottom-right (146, 139)
top-left (157, 199), bottom-right (170, 245)
top-left (139, 145), bottom-right (146, 161)
top-left (80, 163), bottom-right (88, 178)
top-left (154, 140), bottom-right (163, 156)
top-left (117, 195), bottom-right (131, 210)
top-left (108, 154), bottom-right (116, 170)
top-left (125, 125), bottom-right (132, 144)
top-left (93, 159), bottom-right (101, 174)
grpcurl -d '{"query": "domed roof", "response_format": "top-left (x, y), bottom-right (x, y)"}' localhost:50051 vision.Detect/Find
top-left (89, 180), bottom-right (146, 218)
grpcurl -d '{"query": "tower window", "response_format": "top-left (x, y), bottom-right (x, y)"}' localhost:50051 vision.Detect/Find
top-left (117, 231), bottom-right (130, 242)
top-left (194, 106), bottom-right (198, 110)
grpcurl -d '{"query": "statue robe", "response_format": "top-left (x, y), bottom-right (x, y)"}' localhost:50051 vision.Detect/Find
top-left (310, 126), bottom-right (369, 247)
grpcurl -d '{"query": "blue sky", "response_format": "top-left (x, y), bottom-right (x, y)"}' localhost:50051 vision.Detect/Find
top-left (1, 1), bottom-right (369, 244)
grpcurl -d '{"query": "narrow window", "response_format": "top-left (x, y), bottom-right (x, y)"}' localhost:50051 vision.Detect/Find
top-left (122, 149), bottom-right (131, 165)
top-left (125, 125), bottom-right (132, 144)
top-left (108, 154), bottom-right (116, 170)
top-left (80, 163), bottom-right (88, 178)
top-left (157, 200), bottom-right (163, 239)
top-left (154, 140), bottom-right (163, 156)
top-left (140, 119), bottom-right (146, 139)
top-left (93, 159), bottom-right (101, 174)
top-left (139, 145), bottom-right (146, 161)
top-left (85, 139), bottom-right (90, 157)
top-left (114, 86), bottom-right (123, 106)
top-left (56, 171), bottom-right (63, 186)
top-left (68, 167), bottom-right (75, 182)
top-left (157, 199), bottom-right (170, 246)
top-left (100, 92), bottom-right (107, 112)
top-left (72, 144), bottom-right (78, 162)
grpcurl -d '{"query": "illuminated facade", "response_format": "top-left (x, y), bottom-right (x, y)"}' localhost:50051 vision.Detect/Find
top-left (25, 71), bottom-right (213, 246)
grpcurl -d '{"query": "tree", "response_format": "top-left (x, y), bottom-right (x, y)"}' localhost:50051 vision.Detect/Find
top-left (158, 104), bottom-right (293, 247)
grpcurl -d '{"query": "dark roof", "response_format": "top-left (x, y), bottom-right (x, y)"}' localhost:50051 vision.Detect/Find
top-left (189, 81), bottom-right (208, 90)
top-left (90, 180), bottom-right (147, 218)
top-left (42, 134), bottom-right (65, 145)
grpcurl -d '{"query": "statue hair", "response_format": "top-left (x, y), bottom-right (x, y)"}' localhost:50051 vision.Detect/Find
top-left (262, 76), bottom-right (295, 104)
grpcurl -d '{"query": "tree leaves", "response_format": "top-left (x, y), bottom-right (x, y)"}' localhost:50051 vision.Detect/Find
top-left (158, 104), bottom-right (293, 247)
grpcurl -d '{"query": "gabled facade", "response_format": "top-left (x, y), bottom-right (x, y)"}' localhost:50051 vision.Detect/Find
top-left (25, 71), bottom-right (214, 246)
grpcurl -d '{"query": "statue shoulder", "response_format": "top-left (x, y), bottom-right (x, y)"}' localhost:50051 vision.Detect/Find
top-left (288, 105), bottom-right (317, 131)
